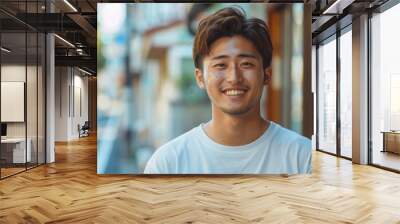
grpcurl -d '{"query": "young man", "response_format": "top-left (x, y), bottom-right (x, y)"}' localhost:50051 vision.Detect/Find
top-left (144, 7), bottom-right (311, 174)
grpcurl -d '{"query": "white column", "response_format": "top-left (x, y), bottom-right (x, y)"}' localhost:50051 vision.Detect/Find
top-left (45, 0), bottom-right (55, 163)
top-left (352, 14), bottom-right (369, 164)
top-left (46, 32), bottom-right (55, 163)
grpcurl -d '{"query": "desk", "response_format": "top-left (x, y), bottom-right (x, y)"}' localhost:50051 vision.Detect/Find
top-left (1, 138), bottom-right (31, 163)
top-left (381, 131), bottom-right (400, 154)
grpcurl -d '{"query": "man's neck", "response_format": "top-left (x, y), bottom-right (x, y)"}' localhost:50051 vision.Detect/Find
top-left (203, 108), bottom-right (269, 146)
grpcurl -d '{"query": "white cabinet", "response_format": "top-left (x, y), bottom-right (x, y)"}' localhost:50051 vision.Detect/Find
top-left (1, 138), bottom-right (32, 163)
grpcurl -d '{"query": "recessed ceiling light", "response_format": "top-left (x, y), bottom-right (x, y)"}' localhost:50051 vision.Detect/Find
top-left (78, 67), bottom-right (93, 76)
top-left (63, 0), bottom-right (78, 12)
top-left (1, 47), bottom-right (11, 53)
top-left (322, 0), bottom-right (354, 15)
top-left (54, 34), bottom-right (75, 48)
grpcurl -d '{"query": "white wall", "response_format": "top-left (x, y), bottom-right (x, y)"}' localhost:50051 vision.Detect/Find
top-left (54, 67), bottom-right (89, 141)
top-left (1, 65), bottom-right (38, 138)
top-left (55, 67), bottom-right (69, 141)
top-left (1, 82), bottom-right (25, 122)
top-left (1, 65), bottom-right (26, 134)
top-left (1, 63), bottom-right (46, 164)
top-left (72, 72), bottom-right (89, 138)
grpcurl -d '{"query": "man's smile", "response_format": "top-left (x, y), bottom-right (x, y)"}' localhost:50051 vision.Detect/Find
top-left (221, 86), bottom-right (249, 97)
top-left (224, 89), bottom-right (246, 96)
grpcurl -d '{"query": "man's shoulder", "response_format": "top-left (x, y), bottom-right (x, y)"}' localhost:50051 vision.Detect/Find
top-left (270, 123), bottom-right (312, 174)
top-left (157, 126), bottom-right (199, 154)
top-left (272, 123), bottom-right (311, 151)
top-left (159, 127), bottom-right (199, 150)
top-left (144, 126), bottom-right (200, 174)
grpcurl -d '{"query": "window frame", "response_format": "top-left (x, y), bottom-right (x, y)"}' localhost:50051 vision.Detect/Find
top-left (315, 22), bottom-right (353, 161)
top-left (368, 0), bottom-right (400, 173)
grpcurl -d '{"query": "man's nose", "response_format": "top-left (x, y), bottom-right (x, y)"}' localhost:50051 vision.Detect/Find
top-left (225, 65), bottom-right (243, 83)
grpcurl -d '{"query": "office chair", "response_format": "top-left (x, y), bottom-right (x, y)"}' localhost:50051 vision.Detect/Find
top-left (79, 121), bottom-right (90, 138)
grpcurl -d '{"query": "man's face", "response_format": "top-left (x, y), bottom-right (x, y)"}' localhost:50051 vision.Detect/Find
top-left (195, 35), bottom-right (270, 116)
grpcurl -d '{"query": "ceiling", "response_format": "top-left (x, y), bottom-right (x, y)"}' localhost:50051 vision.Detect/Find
top-left (311, 0), bottom-right (391, 43)
top-left (0, 0), bottom-right (99, 73)
top-left (0, 0), bottom-right (395, 74)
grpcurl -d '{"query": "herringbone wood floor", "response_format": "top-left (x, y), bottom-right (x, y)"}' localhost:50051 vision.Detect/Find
top-left (1, 134), bottom-right (400, 223)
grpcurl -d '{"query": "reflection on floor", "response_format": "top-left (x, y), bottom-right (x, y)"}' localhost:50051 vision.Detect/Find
top-left (341, 147), bottom-right (352, 158)
top-left (0, 167), bottom-right (25, 177)
top-left (0, 135), bottom-right (400, 222)
top-left (0, 162), bottom-right (42, 178)
top-left (373, 150), bottom-right (400, 171)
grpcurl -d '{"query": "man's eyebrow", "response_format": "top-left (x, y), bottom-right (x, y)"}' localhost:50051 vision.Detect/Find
top-left (210, 55), bottom-right (229, 60)
top-left (238, 53), bottom-right (258, 59)
top-left (210, 53), bottom-right (258, 61)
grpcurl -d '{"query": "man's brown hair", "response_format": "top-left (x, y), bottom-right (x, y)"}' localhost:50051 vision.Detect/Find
top-left (193, 6), bottom-right (273, 70)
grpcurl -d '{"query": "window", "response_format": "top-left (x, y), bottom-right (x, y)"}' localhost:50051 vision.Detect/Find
top-left (316, 25), bottom-right (353, 159)
top-left (339, 29), bottom-right (352, 158)
top-left (371, 2), bottom-right (400, 171)
top-left (317, 36), bottom-right (337, 154)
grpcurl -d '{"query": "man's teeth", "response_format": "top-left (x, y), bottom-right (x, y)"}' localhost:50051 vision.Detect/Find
top-left (225, 90), bottom-right (245, 96)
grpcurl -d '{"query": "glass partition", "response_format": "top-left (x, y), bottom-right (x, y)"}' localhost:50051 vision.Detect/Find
top-left (38, 32), bottom-right (45, 165)
top-left (339, 28), bottom-right (352, 158)
top-left (317, 36), bottom-right (337, 155)
top-left (1, 30), bottom-right (28, 178)
top-left (0, 1), bottom-right (46, 179)
top-left (27, 30), bottom-right (38, 169)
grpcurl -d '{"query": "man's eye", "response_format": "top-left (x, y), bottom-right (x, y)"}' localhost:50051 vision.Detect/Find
top-left (214, 63), bottom-right (226, 69)
top-left (241, 62), bottom-right (254, 67)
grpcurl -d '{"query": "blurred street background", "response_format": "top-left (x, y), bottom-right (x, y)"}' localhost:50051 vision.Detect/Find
top-left (97, 3), bottom-right (310, 173)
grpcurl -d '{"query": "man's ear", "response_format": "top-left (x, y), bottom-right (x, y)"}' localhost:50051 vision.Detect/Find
top-left (195, 68), bottom-right (205, 89)
top-left (263, 67), bottom-right (272, 85)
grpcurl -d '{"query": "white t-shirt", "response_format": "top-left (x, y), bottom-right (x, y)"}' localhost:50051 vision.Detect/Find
top-left (144, 121), bottom-right (312, 174)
